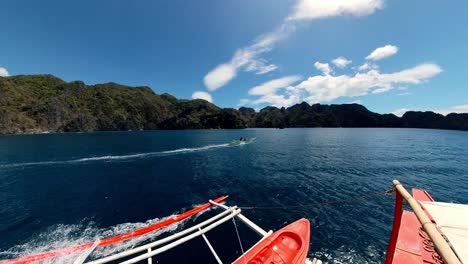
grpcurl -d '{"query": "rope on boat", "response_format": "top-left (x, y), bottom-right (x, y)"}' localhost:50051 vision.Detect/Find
top-left (232, 218), bottom-right (246, 257)
top-left (239, 188), bottom-right (395, 210)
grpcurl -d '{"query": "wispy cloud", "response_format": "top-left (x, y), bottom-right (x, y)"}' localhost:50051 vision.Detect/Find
top-left (287, 0), bottom-right (384, 21)
top-left (397, 91), bottom-right (412, 96)
top-left (248, 76), bottom-right (303, 107)
top-left (391, 108), bottom-right (411, 117)
top-left (203, 0), bottom-right (385, 91)
top-left (365, 45), bottom-right (398, 61)
top-left (332, 57), bottom-right (352, 68)
top-left (434, 105), bottom-right (468, 115)
top-left (0, 66), bottom-right (9, 77)
top-left (191, 91), bottom-right (213, 103)
top-left (357, 62), bottom-right (378, 71)
top-left (314, 62), bottom-right (332, 75)
top-left (203, 64), bottom-right (237, 92)
top-left (251, 63), bottom-right (279, 75)
top-left (204, 24), bottom-right (293, 91)
top-left (252, 87), bottom-right (304, 108)
top-left (238, 98), bottom-right (251, 107)
top-left (249, 75), bottom-right (302, 95)
top-left (392, 104), bottom-right (468, 117)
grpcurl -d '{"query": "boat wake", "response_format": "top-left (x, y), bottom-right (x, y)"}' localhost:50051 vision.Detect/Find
top-left (0, 208), bottom-right (208, 263)
top-left (0, 143), bottom-right (231, 169)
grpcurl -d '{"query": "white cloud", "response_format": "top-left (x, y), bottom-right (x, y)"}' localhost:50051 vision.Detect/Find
top-left (366, 45), bottom-right (399, 61)
top-left (357, 62), bottom-right (378, 71)
top-left (332, 57), bottom-right (352, 68)
top-left (380, 63), bottom-right (442, 83)
top-left (203, 24), bottom-right (292, 91)
top-left (204, 0), bottom-right (384, 90)
top-left (204, 64), bottom-right (237, 91)
top-left (296, 63), bottom-right (441, 103)
top-left (288, 0), bottom-right (384, 21)
top-left (246, 62), bottom-right (441, 108)
top-left (314, 62), bottom-right (332, 75)
top-left (392, 108), bottom-right (411, 117)
top-left (191, 91), bottom-right (213, 103)
top-left (248, 76), bottom-right (304, 107)
top-left (358, 63), bottom-right (370, 71)
top-left (243, 43), bottom-right (441, 109)
top-left (372, 86), bottom-right (392, 94)
top-left (434, 105), bottom-right (468, 116)
top-left (349, 100), bottom-right (362, 104)
top-left (397, 91), bottom-right (412, 96)
top-left (0, 66), bottom-right (9, 77)
top-left (252, 86), bottom-right (304, 108)
top-left (245, 58), bottom-right (279, 75)
top-left (249, 75), bottom-right (302, 95)
top-left (238, 98), bottom-right (251, 106)
top-left (253, 64), bottom-right (279, 75)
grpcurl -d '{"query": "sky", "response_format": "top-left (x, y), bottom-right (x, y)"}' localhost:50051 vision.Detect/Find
top-left (1, 0), bottom-right (467, 115)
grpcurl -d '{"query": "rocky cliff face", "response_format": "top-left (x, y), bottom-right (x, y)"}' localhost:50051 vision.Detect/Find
top-left (1, 74), bottom-right (467, 134)
top-left (0, 74), bottom-right (253, 134)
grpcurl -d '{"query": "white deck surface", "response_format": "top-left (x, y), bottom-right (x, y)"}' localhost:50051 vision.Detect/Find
top-left (421, 201), bottom-right (468, 264)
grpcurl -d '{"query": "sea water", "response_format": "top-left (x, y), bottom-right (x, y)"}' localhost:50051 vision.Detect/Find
top-left (1, 128), bottom-right (467, 263)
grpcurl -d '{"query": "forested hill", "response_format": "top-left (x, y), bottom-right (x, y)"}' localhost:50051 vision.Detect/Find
top-left (1, 74), bottom-right (467, 134)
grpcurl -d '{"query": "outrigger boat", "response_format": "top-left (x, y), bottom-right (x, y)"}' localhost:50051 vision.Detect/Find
top-left (1, 180), bottom-right (466, 264)
top-left (0, 196), bottom-right (318, 264)
top-left (229, 138), bottom-right (256, 146)
top-left (386, 180), bottom-right (467, 264)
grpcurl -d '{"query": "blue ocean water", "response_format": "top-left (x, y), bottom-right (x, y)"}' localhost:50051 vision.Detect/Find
top-left (0, 128), bottom-right (467, 263)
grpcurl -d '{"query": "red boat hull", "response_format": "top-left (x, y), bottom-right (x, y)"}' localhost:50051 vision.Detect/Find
top-left (233, 218), bottom-right (310, 264)
top-left (385, 188), bottom-right (439, 264)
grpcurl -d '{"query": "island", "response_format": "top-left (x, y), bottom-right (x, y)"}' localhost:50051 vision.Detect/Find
top-left (1, 74), bottom-right (467, 134)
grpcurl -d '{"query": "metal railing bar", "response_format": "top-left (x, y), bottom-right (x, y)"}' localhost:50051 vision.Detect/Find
top-left (86, 207), bottom-right (237, 264)
top-left (118, 209), bottom-right (241, 264)
top-left (74, 240), bottom-right (100, 264)
top-left (199, 228), bottom-right (223, 264)
top-left (210, 200), bottom-right (268, 236)
top-left (147, 248), bottom-right (152, 264)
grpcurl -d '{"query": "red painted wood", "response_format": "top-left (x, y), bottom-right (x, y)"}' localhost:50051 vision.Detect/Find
top-left (385, 190), bottom-right (403, 264)
top-left (412, 189), bottom-right (434, 202)
top-left (386, 188), bottom-right (442, 264)
top-left (392, 211), bottom-right (424, 264)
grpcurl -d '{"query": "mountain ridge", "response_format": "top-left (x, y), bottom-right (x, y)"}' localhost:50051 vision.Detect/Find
top-left (1, 74), bottom-right (467, 134)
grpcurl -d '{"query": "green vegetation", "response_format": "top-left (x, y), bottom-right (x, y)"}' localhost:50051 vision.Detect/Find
top-left (1, 74), bottom-right (467, 134)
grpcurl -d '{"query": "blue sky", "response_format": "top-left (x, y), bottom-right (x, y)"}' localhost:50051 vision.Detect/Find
top-left (1, 0), bottom-right (467, 115)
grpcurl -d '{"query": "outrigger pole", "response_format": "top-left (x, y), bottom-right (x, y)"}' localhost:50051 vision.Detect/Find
top-left (392, 180), bottom-right (461, 264)
top-left (0, 196), bottom-right (229, 264)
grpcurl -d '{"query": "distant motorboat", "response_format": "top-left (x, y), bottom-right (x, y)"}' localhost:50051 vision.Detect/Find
top-left (229, 137), bottom-right (256, 146)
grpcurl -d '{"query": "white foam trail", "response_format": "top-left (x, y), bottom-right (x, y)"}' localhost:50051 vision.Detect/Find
top-left (313, 245), bottom-right (384, 263)
top-left (0, 214), bottom-right (189, 263)
top-left (0, 143), bottom-right (231, 168)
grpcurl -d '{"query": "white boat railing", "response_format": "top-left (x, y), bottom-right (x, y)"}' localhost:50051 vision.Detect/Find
top-left (209, 199), bottom-right (269, 236)
top-left (74, 240), bottom-right (99, 264)
top-left (82, 202), bottom-right (272, 264)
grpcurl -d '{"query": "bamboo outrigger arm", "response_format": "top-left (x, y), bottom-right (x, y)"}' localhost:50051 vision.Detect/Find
top-left (392, 180), bottom-right (461, 264)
